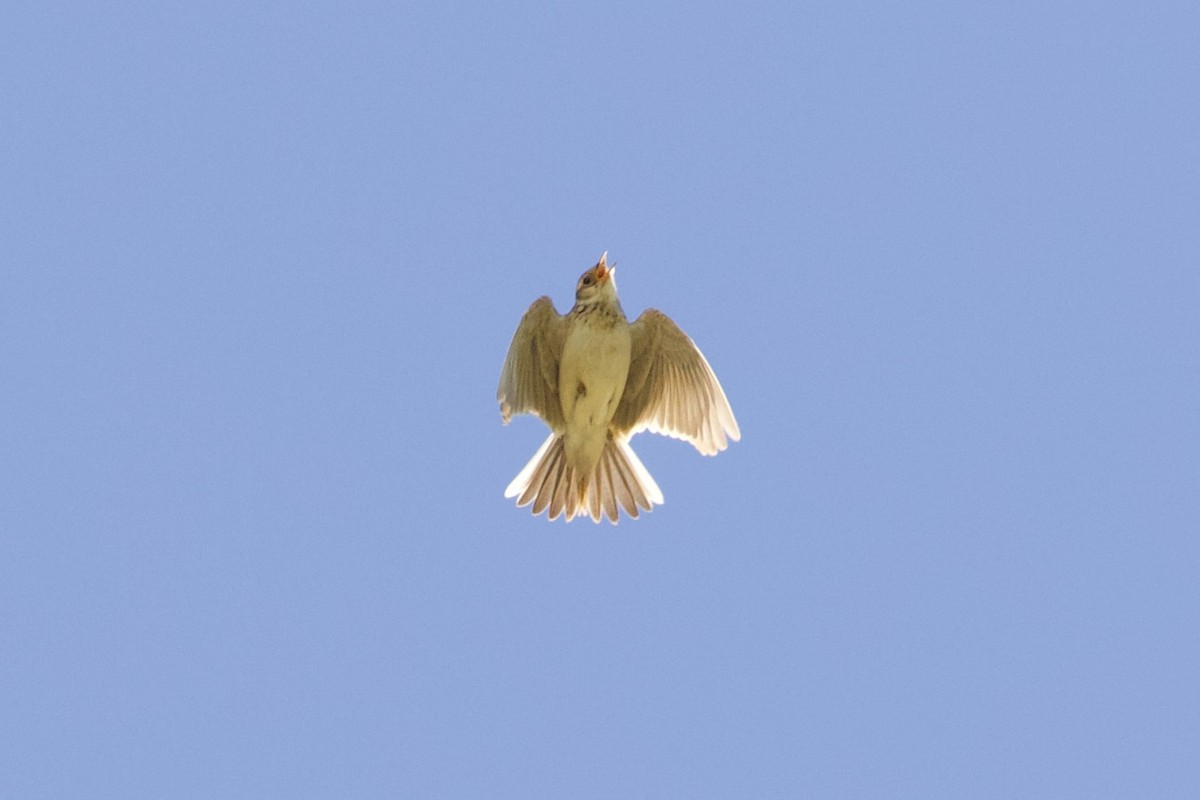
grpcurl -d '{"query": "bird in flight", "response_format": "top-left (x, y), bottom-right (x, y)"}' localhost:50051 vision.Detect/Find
top-left (497, 252), bottom-right (740, 523)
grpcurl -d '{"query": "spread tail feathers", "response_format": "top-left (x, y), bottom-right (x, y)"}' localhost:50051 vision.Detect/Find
top-left (504, 434), bottom-right (663, 523)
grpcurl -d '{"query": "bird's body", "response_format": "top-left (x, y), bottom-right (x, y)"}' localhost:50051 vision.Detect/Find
top-left (497, 253), bottom-right (740, 523)
top-left (558, 300), bottom-right (630, 488)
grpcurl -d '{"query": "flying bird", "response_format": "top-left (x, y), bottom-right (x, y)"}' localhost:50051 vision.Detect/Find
top-left (497, 252), bottom-right (740, 523)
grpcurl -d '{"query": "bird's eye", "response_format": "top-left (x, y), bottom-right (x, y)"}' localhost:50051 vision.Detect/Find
top-left (582, 276), bottom-right (593, 286)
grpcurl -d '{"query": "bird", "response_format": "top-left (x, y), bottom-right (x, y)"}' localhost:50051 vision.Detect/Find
top-left (497, 252), bottom-right (740, 523)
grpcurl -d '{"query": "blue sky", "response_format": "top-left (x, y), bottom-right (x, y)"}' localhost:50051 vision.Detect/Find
top-left (4, 1), bottom-right (1198, 797)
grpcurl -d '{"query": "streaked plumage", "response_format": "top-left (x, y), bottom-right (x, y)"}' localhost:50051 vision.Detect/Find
top-left (497, 253), bottom-right (740, 523)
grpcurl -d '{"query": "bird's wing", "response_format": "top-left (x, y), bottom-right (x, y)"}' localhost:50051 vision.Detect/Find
top-left (612, 309), bottom-right (741, 455)
top-left (497, 296), bottom-right (568, 430)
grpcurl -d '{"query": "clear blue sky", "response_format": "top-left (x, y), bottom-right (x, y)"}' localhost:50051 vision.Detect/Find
top-left (4, 2), bottom-right (1198, 797)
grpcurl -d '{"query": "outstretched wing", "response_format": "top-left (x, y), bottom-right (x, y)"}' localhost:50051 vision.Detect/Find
top-left (612, 309), bottom-right (740, 455)
top-left (497, 296), bottom-right (568, 430)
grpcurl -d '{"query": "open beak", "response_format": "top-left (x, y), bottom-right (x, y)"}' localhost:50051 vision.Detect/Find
top-left (596, 251), bottom-right (610, 281)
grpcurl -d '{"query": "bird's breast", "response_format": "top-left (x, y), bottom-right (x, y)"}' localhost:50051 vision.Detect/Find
top-left (558, 319), bottom-right (632, 466)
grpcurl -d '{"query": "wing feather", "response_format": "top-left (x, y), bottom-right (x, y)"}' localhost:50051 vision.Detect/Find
top-left (496, 297), bottom-right (567, 430)
top-left (612, 309), bottom-right (741, 455)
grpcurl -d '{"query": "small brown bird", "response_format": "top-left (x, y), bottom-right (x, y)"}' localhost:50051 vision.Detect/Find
top-left (497, 252), bottom-right (740, 523)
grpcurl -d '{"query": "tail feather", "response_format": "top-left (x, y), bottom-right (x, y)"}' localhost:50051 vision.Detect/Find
top-left (611, 447), bottom-right (641, 517)
top-left (509, 434), bottom-right (555, 505)
top-left (607, 437), bottom-right (663, 519)
top-left (588, 462), bottom-right (603, 522)
top-left (549, 455), bottom-right (571, 521)
top-left (529, 456), bottom-right (555, 516)
top-left (598, 452), bottom-right (618, 523)
top-left (504, 434), bottom-right (662, 523)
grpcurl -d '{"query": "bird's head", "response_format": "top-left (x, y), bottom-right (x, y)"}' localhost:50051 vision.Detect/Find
top-left (575, 251), bottom-right (619, 305)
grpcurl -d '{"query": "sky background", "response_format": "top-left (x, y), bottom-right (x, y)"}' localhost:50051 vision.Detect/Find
top-left (3, 1), bottom-right (1198, 797)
